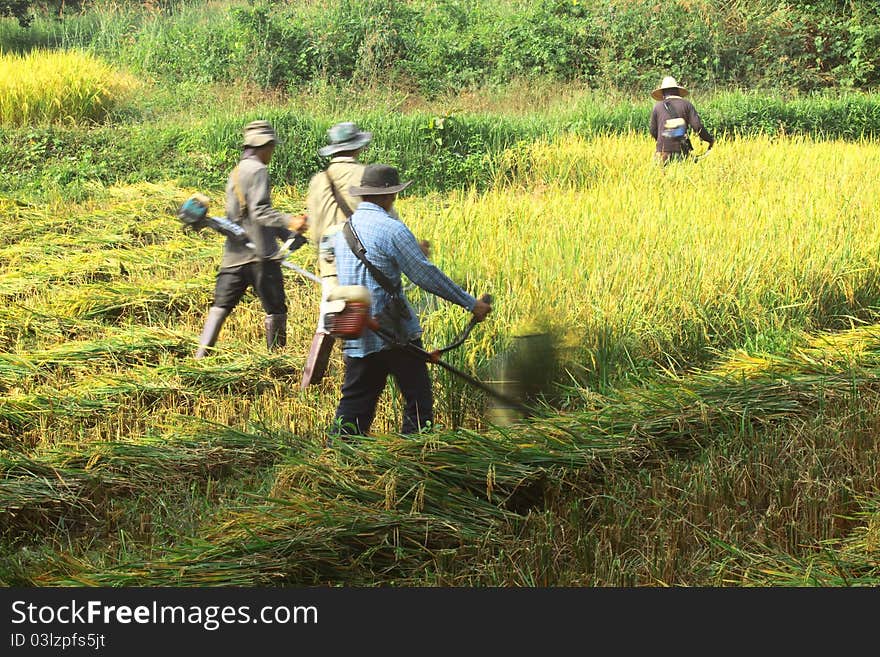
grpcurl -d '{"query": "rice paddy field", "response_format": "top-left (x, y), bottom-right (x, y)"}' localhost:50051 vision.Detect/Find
top-left (1, 33), bottom-right (880, 587)
top-left (2, 127), bottom-right (880, 587)
top-left (0, 49), bottom-right (140, 126)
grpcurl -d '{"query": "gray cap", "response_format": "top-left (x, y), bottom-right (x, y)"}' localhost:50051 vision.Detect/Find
top-left (318, 122), bottom-right (372, 157)
top-left (243, 120), bottom-right (279, 147)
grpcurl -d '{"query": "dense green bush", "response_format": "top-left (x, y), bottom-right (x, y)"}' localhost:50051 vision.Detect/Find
top-left (0, 0), bottom-right (31, 27)
top-left (1, 1), bottom-right (878, 95)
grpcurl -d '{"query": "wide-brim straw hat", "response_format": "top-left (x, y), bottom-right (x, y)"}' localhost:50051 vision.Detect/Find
top-left (349, 163), bottom-right (412, 196)
top-left (243, 120), bottom-right (280, 147)
top-left (318, 121), bottom-right (373, 157)
top-left (651, 76), bottom-right (689, 101)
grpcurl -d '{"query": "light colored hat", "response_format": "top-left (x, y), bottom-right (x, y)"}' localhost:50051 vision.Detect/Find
top-left (318, 122), bottom-right (373, 157)
top-left (349, 164), bottom-right (412, 196)
top-left (651, 76), bottom-right (689, 101)
top-left (243, 120), bottom-right (279, 147)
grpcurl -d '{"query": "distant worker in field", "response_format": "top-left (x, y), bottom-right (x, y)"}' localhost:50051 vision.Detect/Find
top-left (300, 122), bottom-right (374, 387)
top-left (649, 75), bottom-right (715, 164)
top-left (194, 119), bottom-right (308, 359)
top-left (329, 163), bottom-right (491, 438)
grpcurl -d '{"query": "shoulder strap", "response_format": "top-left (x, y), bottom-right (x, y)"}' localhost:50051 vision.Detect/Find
top-left (232, 165), bottom-right (247, 219)
top-left (326, 171), bottom-right (353, 218)
top-left (663, 100), bottom-right (681, 120)
top-left (342, 220), bottom-right (402, 297)
top-left (663, 100), bottom-right (693, 153)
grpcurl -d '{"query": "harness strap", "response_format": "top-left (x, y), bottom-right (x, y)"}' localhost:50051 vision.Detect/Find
top-left (232, 165), bottom-right (247, 219)
top-left (662, 100), bottom-right (693, 153)
top-left (342, 220), bottom-right (403, 302)
top-left (326, 171), bottom-right (354, 219)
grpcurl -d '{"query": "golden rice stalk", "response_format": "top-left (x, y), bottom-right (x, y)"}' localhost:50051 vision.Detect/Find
top-left (0, 49), bottom-right (140, 126)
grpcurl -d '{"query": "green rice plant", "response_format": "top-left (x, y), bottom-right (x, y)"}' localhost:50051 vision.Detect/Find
top-left (403, 132), bottom-right (880, 389)
top-left (41, 279), bottom-right (208, 322)
top-left (38, 500), bottom-right (501, 586)
top-left (3, 329), bottom-right (192, 382)
top-left (0, 241), bottom-right (214, 302)
top-left (6, 133), bottom-right (880, 421)
top-left (0, 49), bottom-right (140, 126)
top-left (0, 387), bottom-right (130, 433)
top-left (0, 353), bottom-right (33, 390)
top-left (0, 420), bottom-right (286, 536)
top-left (4, 131), bottom-right (880, 586)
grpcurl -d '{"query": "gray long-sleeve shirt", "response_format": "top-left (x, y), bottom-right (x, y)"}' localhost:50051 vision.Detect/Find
top-left (220, 155), bottom-right (292, 269)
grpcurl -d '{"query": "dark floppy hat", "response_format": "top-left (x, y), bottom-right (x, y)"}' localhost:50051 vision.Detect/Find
top-left (349, 164), bottom-right (412, 196)
top-left (318, 122), bottom-right (373, 157)
top-left (243, 120), bottom-right (280, 147)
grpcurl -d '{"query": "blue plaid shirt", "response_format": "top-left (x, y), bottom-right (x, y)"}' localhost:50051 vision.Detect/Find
top-left (334, 202), bottom-right (477, 357)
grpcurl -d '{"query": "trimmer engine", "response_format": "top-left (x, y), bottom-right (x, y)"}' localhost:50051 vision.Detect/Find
top-left (322, 286), bottom-right (373, 339)
top-left (177, 194), bottom-right (255, 250)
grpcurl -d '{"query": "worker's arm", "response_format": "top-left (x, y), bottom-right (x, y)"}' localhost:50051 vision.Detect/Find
top-left (392, 224), bottom-right (477, 312)
top-left (247, 167), bottom-right (307, 232)
top-left (685, 103), bottom-right (714, 148)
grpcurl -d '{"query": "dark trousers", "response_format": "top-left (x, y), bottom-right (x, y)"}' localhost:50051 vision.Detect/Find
top-left (333, 343), bottom-right (433, 436)
top-left (213, 260), bottom-right (286, 315)
top-left (658, 151), bottom-right (689, 164)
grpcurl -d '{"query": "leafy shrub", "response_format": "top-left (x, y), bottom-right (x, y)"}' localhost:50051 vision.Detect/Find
top-left (2, 0), bottom-right (878, 95)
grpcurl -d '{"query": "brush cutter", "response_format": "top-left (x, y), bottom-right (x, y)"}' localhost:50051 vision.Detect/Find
top-left (177, 194), bottom-right (256, 249)
top-left (177, 194), bottom-right (310, 261)
top-left (273, 236), bottom-right (321, 282)
top-left (693, 147), bottom-right (713, 163)
top-left (688, 137), bottom-right (714, 163)
top-left (324, 289), bottom-right (534, 417)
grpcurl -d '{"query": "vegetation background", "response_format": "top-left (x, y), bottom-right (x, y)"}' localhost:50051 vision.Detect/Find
top-left (1, 0), bottom-right (879, 587)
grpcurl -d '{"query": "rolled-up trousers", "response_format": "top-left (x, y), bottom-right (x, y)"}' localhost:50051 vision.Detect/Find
top-left (213, 260), bottom-right (286, 314)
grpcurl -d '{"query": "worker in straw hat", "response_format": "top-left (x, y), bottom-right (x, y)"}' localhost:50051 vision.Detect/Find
top-left (194, 119), bottom-right (308, 358)
top-left (328, 163), bottom-right (492, 439)
top-left (649, 75), bottom-right (715, 164)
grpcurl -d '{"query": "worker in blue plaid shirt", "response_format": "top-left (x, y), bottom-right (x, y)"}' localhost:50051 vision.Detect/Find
top-left (330, 164), bottom-right (492, 437)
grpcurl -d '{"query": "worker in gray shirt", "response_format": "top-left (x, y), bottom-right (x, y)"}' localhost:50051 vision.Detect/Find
top-left (649, 75), bottom-right (715, 164)
top-left (194, 120), bottom-right (307, 358)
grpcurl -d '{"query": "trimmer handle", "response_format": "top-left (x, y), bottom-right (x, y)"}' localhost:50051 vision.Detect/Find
top-left (469, 294), bottom-right (493, 325)
top-left (430, 293), bottom-right (493, 360)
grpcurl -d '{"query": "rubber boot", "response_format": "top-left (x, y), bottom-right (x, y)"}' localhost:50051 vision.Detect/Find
top-left (265, 313), bottom-right (287, 351)
top-left (194, 306), bottom-right (230, 359)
